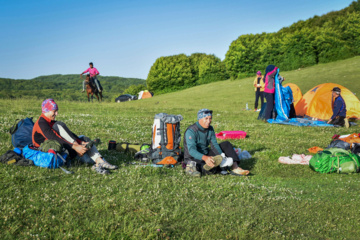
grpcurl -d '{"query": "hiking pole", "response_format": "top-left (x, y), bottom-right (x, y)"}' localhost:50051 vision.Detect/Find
top-left (57, 153), bottom-right (74, 174)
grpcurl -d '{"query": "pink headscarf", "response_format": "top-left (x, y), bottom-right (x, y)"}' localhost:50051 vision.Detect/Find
top-left (41, 99), bottom-right (58, 113)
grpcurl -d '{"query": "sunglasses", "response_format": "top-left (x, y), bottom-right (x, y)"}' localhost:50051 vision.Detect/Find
top-left (202, 110), bottom-right (213, 115)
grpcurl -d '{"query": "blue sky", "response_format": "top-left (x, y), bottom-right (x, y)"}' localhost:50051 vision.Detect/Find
top-left (0, 0), bottom-right (354, 80)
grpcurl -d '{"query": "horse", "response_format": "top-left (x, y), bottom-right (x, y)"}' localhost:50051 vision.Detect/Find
top-left (83, 75), bottom-right (103, 102)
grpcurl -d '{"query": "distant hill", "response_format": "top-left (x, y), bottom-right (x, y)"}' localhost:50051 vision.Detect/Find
top-left (0, 74), bottom-right (145, 101)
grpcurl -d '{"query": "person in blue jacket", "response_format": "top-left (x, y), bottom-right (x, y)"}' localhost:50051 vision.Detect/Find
top-left (327, 87), bottom-right (349, 128)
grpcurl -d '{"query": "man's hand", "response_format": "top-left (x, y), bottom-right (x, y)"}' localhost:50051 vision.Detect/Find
top-left (202, 155), bottom-right (215, 167)
top-left (72, 142), bottom-right (88, 156)
top-left (327, 119), bottom-right (332, 124)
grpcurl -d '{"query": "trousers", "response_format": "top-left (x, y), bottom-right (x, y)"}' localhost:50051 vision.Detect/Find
top-left (53, 121), bottom-right (101, 163)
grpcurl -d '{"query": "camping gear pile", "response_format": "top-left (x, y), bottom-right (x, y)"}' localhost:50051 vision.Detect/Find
top-left (6, 118), bottom-right (73, 173)
top-left (307, 133), bottom-right (360, 174)
top-left (114, 113), bottom-right (183, 167)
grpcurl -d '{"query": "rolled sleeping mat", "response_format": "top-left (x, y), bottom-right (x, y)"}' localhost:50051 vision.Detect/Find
top-left (116, 142), bottom-right (141, 154)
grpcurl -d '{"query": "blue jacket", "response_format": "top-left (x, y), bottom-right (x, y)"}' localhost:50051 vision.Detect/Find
top-left (331, 95), bottom-right (346, 119)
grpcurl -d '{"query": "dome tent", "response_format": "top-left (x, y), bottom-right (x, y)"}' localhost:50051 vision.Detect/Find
top-left (138, 90), bottom-right (153, 99)
top-left (295, 83), bottom-right (360, 120)
top-left (283, 83), bottom-right (302, 107)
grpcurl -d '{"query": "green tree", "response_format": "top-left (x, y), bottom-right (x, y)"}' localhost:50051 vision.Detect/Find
top-left (198, 55), bottom-right (228, 84)
top-left (147, 54), bottom-right (194, 93)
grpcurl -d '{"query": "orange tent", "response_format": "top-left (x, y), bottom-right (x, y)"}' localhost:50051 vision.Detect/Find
top-left (138, 90), bottom-right (153, 99)
top-left (141, 90), bottom-right (153, 99)
top-left (295, 83), bottom-right (360, 120)
top-left (283, 83), bottom-right (302, 107)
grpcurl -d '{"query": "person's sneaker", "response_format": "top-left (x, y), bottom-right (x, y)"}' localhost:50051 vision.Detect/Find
top-left (203, 155), bottom-right (223, 171)
top-left (98, 89), bottom-right (102, 92)
top-left (344, 118), bottom-right (350, 128)
top-left (82, 90), bottom-right (85, 93)
top-left (185, 161), bottom-right (201, 177)
top-left (97, 159), bottom-right (118, 170)
top-left (92, 165), bottom-right (110, 175)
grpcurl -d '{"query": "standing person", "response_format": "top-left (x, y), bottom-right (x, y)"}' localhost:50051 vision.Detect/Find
top-left (80, 62), bottom-right (102, 92)
top-left (183, 109), bottom-right (250, 177)
top-left (263, 65), bottom-right (285, 120)
top-left (32, 99), bottom-right (118, 174)
top-left (253, 71), bottom-right (264, 111)
top-left (327, 87), bottom-right (349, 128)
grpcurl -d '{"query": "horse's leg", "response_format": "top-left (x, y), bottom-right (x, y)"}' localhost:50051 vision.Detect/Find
top-left (87, 92), bottom-right (90, 102)
top-left (99, 92), bottom-right (103, 102)
top-left (95, 93), bottom-right (99, 102)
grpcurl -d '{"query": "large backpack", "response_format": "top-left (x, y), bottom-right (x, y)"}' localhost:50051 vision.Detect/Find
top-left (309, 148), bottom-right (360, 174)
top-left (150, 113), bottom-right (183, 165)
top-left (9, 118), bottom-right (35, 148)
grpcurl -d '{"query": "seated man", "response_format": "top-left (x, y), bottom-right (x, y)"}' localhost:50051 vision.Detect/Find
top-left (32, 99), bottom-right (117, 174)
top-left (183, 108), bottom-right (250, 177)
top-left (327, 87), bottom-right (349, 128)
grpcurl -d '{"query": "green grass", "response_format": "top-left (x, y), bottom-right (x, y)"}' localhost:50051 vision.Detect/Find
top-left (1, 56), bottom-right (360, 239)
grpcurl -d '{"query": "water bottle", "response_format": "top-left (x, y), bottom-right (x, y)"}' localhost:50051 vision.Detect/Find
top-left (246, 103), bottom-right (249, 110)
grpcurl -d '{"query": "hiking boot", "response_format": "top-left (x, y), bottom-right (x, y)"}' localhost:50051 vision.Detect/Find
top-left (203, 155), bottom-right (223, 171)
top-left (344, 118), bottom-right (350, 128)
top-left (185, 161), bottom-right (201, 177)
top-left (92, 165), bottom-right (110, 175)
top-left (97, 159), bottom-right (118, 170)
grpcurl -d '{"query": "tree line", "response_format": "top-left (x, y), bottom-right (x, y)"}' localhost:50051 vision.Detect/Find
top-left (0, 74), bottom-right (145, 101)
top-left (225, 0), bottom-right (360, 79)
top-left (141, 0), bottom-right (360, 93)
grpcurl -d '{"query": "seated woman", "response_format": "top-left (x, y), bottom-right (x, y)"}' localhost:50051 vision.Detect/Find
top-left (183, 108), bottom-right (250, 177)
top-left (32, 99), bottom-right (117, 174)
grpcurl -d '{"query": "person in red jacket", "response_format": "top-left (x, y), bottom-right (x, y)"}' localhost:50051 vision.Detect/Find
top-left (32, 99), bottom-right (117, 174)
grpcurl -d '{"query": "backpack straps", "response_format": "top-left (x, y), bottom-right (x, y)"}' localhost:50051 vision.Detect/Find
top-left (9, 119), bottom-right (20, 134)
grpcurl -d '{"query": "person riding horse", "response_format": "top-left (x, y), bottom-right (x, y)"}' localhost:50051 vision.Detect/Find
top-left (80, 62), bottom-right (102, 93)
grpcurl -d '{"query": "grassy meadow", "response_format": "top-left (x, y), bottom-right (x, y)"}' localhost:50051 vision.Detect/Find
top-left (1, 57), bottom-right (360, 239)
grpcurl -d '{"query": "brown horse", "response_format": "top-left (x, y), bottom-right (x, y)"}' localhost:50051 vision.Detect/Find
top-left (83, 75), bottom-right (103, 102)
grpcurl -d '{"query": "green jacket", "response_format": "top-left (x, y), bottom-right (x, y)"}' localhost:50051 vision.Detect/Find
top-left (184, 122), bottom-right (223, 160)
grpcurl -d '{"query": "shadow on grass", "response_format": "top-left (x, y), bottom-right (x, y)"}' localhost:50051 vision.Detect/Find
top-left (239, 157), bottom-right (257, 171)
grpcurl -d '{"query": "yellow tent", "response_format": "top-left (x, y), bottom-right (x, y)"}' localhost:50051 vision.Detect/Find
top-left (295, 83), bottom-right (360, 120)
top-left (283, 83), bottom-right (302, 107)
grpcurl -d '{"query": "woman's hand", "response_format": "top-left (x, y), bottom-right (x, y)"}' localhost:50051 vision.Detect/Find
top-left (72, 142), bottom-right (88, 156)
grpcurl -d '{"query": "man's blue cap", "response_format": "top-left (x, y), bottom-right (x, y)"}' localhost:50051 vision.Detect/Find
top-left (197, 109), bottom-right (213, 120)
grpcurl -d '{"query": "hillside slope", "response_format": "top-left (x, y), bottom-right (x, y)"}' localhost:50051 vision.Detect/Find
top-left (127, 56), bottom-right (360, 113)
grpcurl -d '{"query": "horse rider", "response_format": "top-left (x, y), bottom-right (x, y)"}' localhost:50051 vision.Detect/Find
top-left (80, 62), bottom-right (102, 92)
